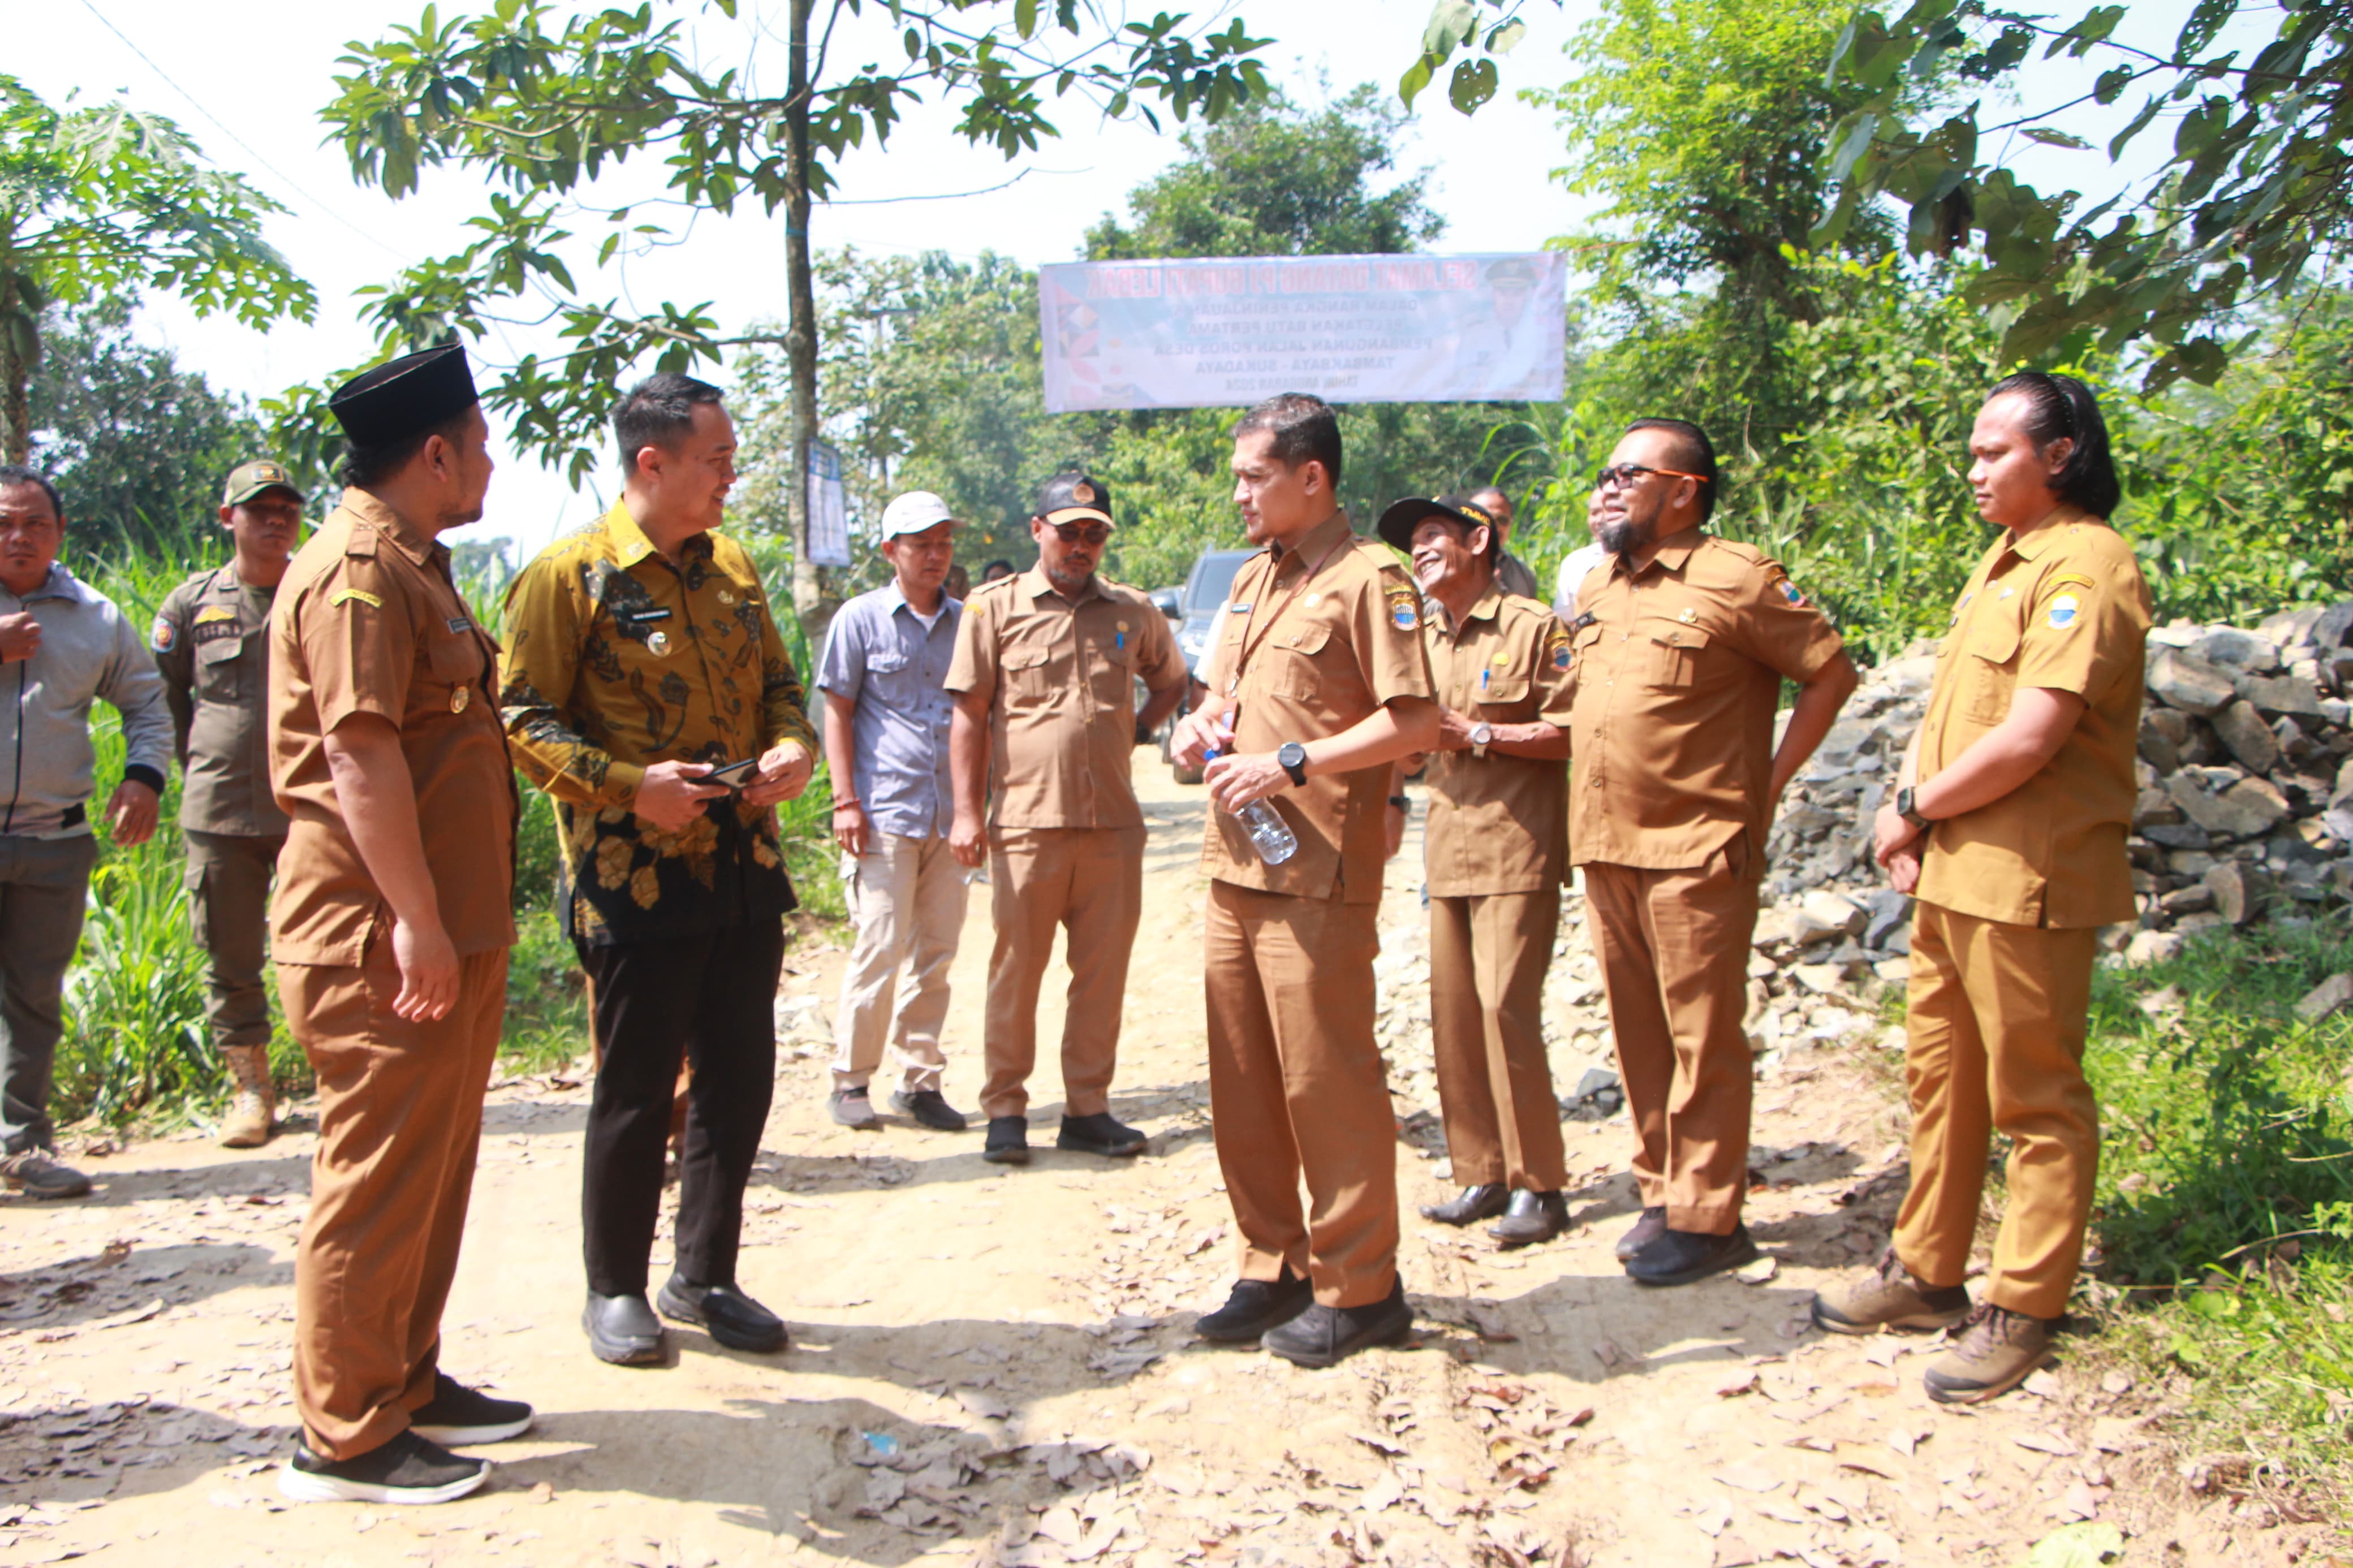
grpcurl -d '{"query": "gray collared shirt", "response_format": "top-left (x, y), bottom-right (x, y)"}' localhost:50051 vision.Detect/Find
top-left (2, 563), bottom-right (172, 838)
top-left (816, 582), bottom-right (960, 839)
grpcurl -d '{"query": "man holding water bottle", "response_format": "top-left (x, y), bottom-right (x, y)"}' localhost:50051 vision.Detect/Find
top-left (1173, 394), bottom-right (1441, 1368)
top-left (946, 472), bottom-right (1190, 1167)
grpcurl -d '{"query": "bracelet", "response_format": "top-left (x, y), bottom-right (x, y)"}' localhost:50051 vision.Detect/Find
top-left (1387, 794), bottom-right (1410, 809)
top-left (832, 798), bottom-right (861, 811)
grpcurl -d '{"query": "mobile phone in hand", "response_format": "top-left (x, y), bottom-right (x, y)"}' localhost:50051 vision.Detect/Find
top-left (704, 757), bottom-right (762, 791)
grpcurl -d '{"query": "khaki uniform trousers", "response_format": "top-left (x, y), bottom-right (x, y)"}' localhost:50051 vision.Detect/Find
top-left (1429, 891), bottom-right (1567, 1192)
top-left (183, 830), bottom-right (283, 1051)
top-left (831, 831), bottom-right (968, 1094)
top-left (981, 826), bottom-right (1144, 1120)
top-left (1204, 881), bottom-right (1396, 1309)
top-left (1583, 840), bottom-right (1758, 1234)
top-left (283, 942), bottom-right (507, 1461)
top-left (1895, 902), bottom-right (2099, 1321)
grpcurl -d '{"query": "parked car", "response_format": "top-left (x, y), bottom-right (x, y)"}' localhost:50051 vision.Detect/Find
top-left (1152, 548), bottom-right (1255, 784)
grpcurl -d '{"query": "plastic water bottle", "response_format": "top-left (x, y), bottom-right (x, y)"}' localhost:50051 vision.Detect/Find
top-left (1204, 748), bottom-right (1298, 865)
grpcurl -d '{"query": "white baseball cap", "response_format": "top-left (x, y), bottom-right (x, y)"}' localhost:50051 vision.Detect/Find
top-left (880, 491), bottom-right (958, 538)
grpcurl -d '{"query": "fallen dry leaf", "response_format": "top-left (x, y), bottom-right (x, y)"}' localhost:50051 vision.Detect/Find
top-left (1714, 1461), bottom-right (1782, 1494)
top-left (2015, 1429), bottom-right (2081, 1458)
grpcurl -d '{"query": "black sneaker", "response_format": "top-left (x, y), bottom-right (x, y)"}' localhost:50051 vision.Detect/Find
top-left (1625, 1224), bottom-right (1760, 1288)
top-left (982, 1116), bottom-right (1031, 1165)
top-left (278, 1429), bottom-right (489, 1506)
top-left (1195, 1269), bottom-right (1313, 1342)
top-left (891, 1088), bottom-right (969, 1131)
top-left (1056, 1111), bottom-right (1148, 1158)
top-left (656, 1274), bottom-right (789, 1354)
top-left (410, 1372), bottom-right (534, 1445)
top-left (1263, 1277), bottom-right (1413, 1368)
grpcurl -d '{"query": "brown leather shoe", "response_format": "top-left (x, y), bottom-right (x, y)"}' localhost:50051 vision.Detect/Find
top-left (1812, 1247), bottom-right (1972, 1335)
top-left (1923, 1304), bottom-right (2058, 1404)
top-left (1613, 1206), bottom-right (1667, 1262)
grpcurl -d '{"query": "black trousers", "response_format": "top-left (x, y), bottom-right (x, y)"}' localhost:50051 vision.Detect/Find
top-left (577, 919), bottom-right (783, 1296)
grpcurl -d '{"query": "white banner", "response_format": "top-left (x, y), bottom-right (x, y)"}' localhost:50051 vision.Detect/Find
top-left (805, 438), bottom-right (851, 568)
top-left (1038, 252), bottom-right (1565, 412)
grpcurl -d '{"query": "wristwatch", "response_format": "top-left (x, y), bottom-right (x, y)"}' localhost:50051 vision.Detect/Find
top-left (1895, 785), bottom-right (1932, 831)
top-left (1468, 720), bottom-right (1494, 758)
top-left (1277, 741), bottom-right (1309, 787)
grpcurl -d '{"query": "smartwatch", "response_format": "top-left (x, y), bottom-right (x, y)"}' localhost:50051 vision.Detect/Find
top-left (1896, 785), bottom-right (1932, 832)
top-left (1468, 720), bottom-right (1494, 758)
top-left (1277, 741), bottom-right (1309, 788)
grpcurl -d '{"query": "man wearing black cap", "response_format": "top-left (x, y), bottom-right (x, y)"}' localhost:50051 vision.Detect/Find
top-left (1378, 494), bottom-right (1576, 1247)
top-left (267, 345), bottom-right (530, 1506)
top-left (945, 472), bottom-right (1188, 1165)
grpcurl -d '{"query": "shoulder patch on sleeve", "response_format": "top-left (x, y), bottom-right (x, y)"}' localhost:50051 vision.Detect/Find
top-left (2044, 573), bottom-right (2095, 594)
top-left (150, 614), bottom-right (176, 653)
top-left (1544, 620), bottom-right (1573, 672)
top-left (2045, 592), bottom-right (2083, 630)
top-left (331, 586), bottom-right (385, 610)
top-left (1384, 584), bottom-right (1420, 632)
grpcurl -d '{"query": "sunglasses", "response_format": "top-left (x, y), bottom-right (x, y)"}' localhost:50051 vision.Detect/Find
top-left (1594, 463), bottom-right (1712, 491)
top-left (1049, 521), bottom-right (1112, 547)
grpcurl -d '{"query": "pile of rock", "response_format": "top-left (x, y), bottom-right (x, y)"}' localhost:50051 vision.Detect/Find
top-left (1759, 604), bottom-right (2353, 978)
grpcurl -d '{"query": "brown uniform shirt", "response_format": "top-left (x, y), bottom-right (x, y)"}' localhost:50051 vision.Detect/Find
top-left (1568, 530), bottom-right (1845, 869)
top-left (266, 491), bottom-right (518, 966)
top-left (1423, 587), bottom-right (1576, 896)
top-left (152, 564), bottom-right (290, 837)
top-left (1199, 512), bottom-right (1436, 904)
top-left (1916, 509), bottom-right (2151, 928)
top-left (945, 565), bottom-right (1185, 831)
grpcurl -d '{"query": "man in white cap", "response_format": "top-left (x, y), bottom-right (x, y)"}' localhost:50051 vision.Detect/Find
top-left (816, 491), bottom-right (969, 1131)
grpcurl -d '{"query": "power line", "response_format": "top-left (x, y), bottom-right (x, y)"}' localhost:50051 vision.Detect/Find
top-left (77, 0), bottom-right (412, 264)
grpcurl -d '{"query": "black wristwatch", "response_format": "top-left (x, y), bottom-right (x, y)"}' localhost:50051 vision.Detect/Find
top-left (1277, 741), bottom-right (1309, 787)
top-left (1896, 785), bottom-right (1933, 831)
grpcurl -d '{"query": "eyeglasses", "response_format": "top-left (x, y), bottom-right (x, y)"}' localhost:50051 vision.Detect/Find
top-left (1594, 463), bottom-right (1712, 491)
top-left (1049, 521), bottom-right (1112, 547)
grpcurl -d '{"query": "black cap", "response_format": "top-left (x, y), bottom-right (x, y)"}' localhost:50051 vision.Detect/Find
top-left (1376, 493), bottom-right (1497, 552)
top-left (1485, 256), bottom-right (1539, 288)
top-left (328, 345), bottom-right (480, 447)
top-left (1036, 470), bottom-right (1114, 527)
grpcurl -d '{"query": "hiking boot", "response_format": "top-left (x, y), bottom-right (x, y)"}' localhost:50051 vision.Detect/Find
top-left (1057, 1112), bottom-right (1149, 1158)
top-left (1419, 1182), bottom-right (1508, 1225)
top-left (1263, 1277), bottom-right (1413, 1368)
top-left (828, 1086), bottom-right (880, 1129)
top-left (1, 1148), bottom-right (91, 1200)
top-left (410, 1372), bottom-right (535, 1445)
top-left (278, 1429), bottom-right (488, 1506)
top-left (219, 1044), bottom-right (275, 1148)
top-left (1811, 1247), bottom-right (1973, 1336)
top-left (890, 1088), bottom-right (969, 1131)
top-left (1489, 1190), bottom-right (1570, 1249)
top-left (1195, 1269), bottom-right (1313, 1342)
top-left (1923, 1303), bottom-right (2058, 1405)
top-left (1614, 1206), bottom-right (1667, 1262)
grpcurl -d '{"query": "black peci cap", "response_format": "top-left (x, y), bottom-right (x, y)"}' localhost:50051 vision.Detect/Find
top-left (1036, 471), bottom-right (1114, 528)
top-left (328, 345), bottom-right (480, 447)
top-left (1376, 493), bottom-right (1497, 552)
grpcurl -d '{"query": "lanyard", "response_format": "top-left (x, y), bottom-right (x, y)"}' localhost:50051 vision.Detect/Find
top-left (1227, 529), bottom-right (1354, 697)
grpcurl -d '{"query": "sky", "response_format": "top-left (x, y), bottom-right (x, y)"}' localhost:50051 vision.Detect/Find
top-left (18, 0), bottom-right (2231, 557)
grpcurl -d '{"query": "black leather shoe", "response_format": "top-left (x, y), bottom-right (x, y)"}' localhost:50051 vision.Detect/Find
top-left (982, 1116), bottom-right (1031, 1164)
top-left (1419, 1182), bottom-right (1509, 1225)
top-left (1057, 1111), bottom-right (1148, 1157)
top-left (583, 1290), bottom-right (666, 1366)
top-left (657, 1274), bottom-right (789, 1354)
top-left (1626, 1224), bottom-right (1760, 1288)
top-left (1263, 1277), bottom-right (1413, 1368)
top-left (410, 1372), bottom-right (533, 1445)
top-left (891, 1088), bottom-right (969, 1131)
top-left (1614, 1205), bottom-right (1669, 1262)
top-left (1195, 1269), bottom-right (1313, 1342)
top-left (1488, 1190), bottom-right (1570, 1249)
top-left (279, 1429), bottom-right (488, 1506)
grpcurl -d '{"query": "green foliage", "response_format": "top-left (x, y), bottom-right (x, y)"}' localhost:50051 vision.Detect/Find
top-left (1397, 0), bottom-right (1539, 114)
top-left (32, 300), bottom-right (273, 555)
top-left (1818, 0), bottom-right (2353, 389)
top-left (0, 74), bottom-right (313, 461)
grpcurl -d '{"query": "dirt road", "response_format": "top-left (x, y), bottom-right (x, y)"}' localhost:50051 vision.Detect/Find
top-left (0, 754), bottom-right (2319, 1566)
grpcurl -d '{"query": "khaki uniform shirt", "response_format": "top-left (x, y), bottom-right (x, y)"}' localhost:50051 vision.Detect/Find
top-left (153, 564), bottom-right (290, 837)
top-left (945, 565), bottom-right (1186, 831)
top-left (1568, 530), bottom-right (1845, 870)
top-left (1199, 512), bottom-right (1435, 904)
top-left (498, 503), bottom-right (818, 946)
top-left (1423, 588), bottom-right (1576, 896)
top-left (1916, 509), bottom-right (2151, 928)
top-left (267, 491), bottom-right (517, 966)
